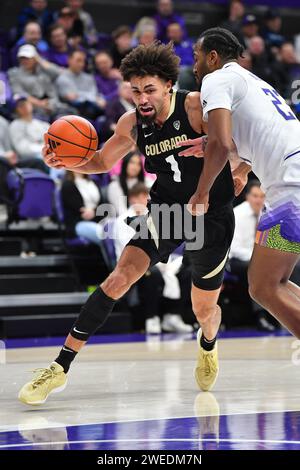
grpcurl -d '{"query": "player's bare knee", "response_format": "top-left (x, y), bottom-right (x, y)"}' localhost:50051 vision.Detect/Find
top-left (249, 279), bottom-right (263, 302)
top-left (192, 299), bottom-right (217, 323)
top-left (249, 280), bottom-right (274, 306)
top-left (102, 264), bottom-right (141, 298)
top-left (102, 269), bottom-right (132, 298)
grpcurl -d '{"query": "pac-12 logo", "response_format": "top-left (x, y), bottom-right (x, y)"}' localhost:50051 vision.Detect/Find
top-left (173, 120), bottom-right (180, 131)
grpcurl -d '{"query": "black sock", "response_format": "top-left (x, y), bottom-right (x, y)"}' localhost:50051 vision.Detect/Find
top-left (54, 345), bottom-right (78, 373)
top-left (200, 334), bottom-right (217, 352)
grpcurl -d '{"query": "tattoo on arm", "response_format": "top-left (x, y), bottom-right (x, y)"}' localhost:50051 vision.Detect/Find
top-left (130, 125), bottom-right (138, 142)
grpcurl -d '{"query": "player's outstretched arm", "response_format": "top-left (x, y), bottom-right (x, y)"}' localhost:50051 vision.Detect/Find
top-left (43, 111), bottom-right (137, 174)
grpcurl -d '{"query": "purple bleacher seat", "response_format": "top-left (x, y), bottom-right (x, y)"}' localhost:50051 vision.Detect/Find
top-left (7, 168), bottom-right (55, 219)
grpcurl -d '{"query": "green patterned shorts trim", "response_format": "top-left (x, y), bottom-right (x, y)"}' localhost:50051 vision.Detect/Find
top-left (255, 224), bottom-right (300, 254)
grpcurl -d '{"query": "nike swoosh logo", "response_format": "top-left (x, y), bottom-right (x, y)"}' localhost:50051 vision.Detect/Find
top-left (73, 326), bottom-right (88, 335)
top-left (62, 346), bottom-right (74, 352)
top-left (144, 133), bottom-right (153, 138)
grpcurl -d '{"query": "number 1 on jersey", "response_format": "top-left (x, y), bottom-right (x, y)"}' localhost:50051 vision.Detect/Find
top-left (166, 154), bottom-right (182, 182)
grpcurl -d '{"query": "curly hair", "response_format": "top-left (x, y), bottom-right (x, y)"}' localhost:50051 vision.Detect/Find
top-left (119, 42), bottom-right (180, 86)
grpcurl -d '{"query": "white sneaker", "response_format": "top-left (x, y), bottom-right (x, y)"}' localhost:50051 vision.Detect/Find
top-left (145, 316), bottom-right (161, 334)
top-left (161, 314), bottom-right (193, 333)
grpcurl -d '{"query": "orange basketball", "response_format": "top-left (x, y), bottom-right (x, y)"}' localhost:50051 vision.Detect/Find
top-left (44, 115), bottom-right (98, 168)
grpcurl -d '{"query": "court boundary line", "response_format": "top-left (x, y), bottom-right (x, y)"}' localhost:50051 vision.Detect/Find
top-left (1, 437), bottom-right (300, 449)
top-left (1, 408), bottom-right (300, 433)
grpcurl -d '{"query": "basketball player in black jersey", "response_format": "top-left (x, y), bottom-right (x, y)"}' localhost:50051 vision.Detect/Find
top-left (19, 42), bottom-right (239, 405)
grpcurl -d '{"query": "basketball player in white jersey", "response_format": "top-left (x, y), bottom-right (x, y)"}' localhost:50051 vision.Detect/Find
top-left (178, 27), bottom-right (300, 338)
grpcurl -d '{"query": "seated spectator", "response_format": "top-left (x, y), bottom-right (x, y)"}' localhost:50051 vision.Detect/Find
top-left (104, 81), bottom-right (134, 139)
top-left (166, 22), bottom-right (196, 90)
top-left (248, 36), bottom-right (279, 87)
top-left (17, 0), bottom-right (54, 37)
top-left (42, 24), bottom-right (74, 68)
top-left (108, 151), bottom-right (150, 216)
top-left (166, 22), bottom-right (193, 67)
top-left (157, 253), bottom-right (193, 333)
top-left (0, 115), bottom-right (17, 164)
top-left (8, 44), bottom-right (69, 121)
top-left (139, 26), bottom-right (157, 47)
top-left (276, 42), bottom-right (300, 100)
top-left (56, 49), bottom-right (105, 120)
top-left (110, 26), bottom-right (133, 69)
top-left (229, 180), bottom-right (276, 331)
top-left (113, 182), bottom-right (192, 333)
top-left (0, 113), bottom-right (48, 175)
top-left (240, 15), bottom-right (259, 49)
top-left (61, 171), bottom-right (104, 244)
top-left (65, 0), bottom-right (98, 47)
top-left (132, 17), bottom-right (157, 47)
top-left (9, 96), bottom-right (49, 161)
top-left (11, 21), bottom-right (49, 66)
top-left (153, 0), bottom-right (186, 43)
top-left (94, 51), bottom-right (120, 102)
top-left (262, 9), bottom-right (286, 53)
top-left (220, 0), bottom-right (245, 37)
top-left (56, 6), bottom-right (84, 40)
top-left (0, 71), bottom-right (13, 120)
top-left (135, 22), bottom-right (157, 47)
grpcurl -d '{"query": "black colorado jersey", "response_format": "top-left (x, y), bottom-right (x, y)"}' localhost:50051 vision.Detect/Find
top-left (136, 90), bottom-right (234, 210)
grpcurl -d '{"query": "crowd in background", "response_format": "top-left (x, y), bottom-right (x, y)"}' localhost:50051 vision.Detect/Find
top-left (0, 0), bottom-right (299, 332)
top-left (0, 0), bottom-right (299, 175)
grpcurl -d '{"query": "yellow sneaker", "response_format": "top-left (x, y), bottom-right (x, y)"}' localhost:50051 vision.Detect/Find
top-left (194, 329), bottom-right (219, 391)
top-left (18, 362), bottom-right (67, 406)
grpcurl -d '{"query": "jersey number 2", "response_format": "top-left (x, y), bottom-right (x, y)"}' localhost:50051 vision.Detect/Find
top-left (262, 88), bottom-right (296, 121)
top-left (166, 155), bottom-right (182, 182)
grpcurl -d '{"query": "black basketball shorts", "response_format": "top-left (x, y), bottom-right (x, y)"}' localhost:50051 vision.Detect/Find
top-left (126, 204), bottom-right (235, 291)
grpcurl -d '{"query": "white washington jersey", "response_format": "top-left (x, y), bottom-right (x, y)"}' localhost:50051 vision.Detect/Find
top-left (201, 62), bottom-right (300, 196)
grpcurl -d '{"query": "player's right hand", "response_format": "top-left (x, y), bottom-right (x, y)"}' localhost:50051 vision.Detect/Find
top-left (42, 144), bottom-right (65, 169)
top-left (177, 137), bottom-right (206, 158)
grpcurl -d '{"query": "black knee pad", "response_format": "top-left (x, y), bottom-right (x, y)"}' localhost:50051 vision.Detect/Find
top-left (71, 287), bottom-right (116, 340)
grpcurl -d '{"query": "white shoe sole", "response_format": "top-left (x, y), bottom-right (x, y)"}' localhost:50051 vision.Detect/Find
top-left (18, 379), bottom-right (68, 406)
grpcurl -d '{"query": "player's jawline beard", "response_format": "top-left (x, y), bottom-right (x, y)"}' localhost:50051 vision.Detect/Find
top-left (137, 109), bottom-right (158, 126)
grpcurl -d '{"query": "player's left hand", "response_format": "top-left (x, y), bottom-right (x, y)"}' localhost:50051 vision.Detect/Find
top-left (187, 192), bottom-right (209, 216)
top-left (177, 137), bottom-right (206, 158)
